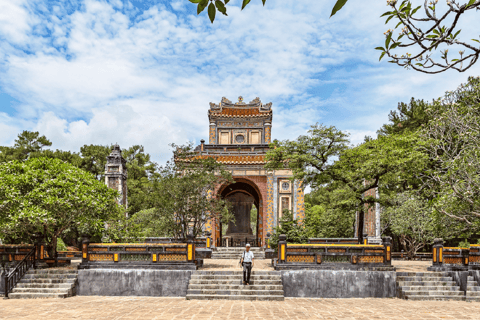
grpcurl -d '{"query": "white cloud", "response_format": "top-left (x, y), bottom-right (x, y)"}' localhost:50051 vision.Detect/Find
top-left (0, 0), bottom-right (479, 163)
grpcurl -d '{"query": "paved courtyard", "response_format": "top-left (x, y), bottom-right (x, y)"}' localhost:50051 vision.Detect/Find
top-left (1, 296), bottom-right (479, 320)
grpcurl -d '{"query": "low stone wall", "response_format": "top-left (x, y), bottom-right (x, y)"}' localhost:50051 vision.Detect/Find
top-left (77, 269), bottom-right (193, 297)
top-left (281, 270), bottom-right (397, 298)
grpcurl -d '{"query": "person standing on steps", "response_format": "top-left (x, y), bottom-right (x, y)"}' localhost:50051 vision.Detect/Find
top-left (241, 243), bottom-right (254, 285)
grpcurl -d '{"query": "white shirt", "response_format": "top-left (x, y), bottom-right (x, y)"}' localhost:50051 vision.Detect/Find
top-left (242, 250), bottom-right (254, 263)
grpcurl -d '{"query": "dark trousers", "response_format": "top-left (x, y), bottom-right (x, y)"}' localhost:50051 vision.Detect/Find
top-left (243, 262), bottom-right (252, 283)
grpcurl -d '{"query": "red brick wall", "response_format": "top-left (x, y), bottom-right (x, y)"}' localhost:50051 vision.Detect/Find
top-left (211, 176), bottom-right (268, 246)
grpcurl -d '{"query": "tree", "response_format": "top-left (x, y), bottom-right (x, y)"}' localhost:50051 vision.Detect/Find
top-left (383, 191), bottom-right (457, 258)
top-left (148, 144), bottom-right (235, 240)
top-left (0, 157), bottom-right (121, 259)
top-left (304, 182), bottom-right (357, 238)
top-left (377, 98), bottom-right (432, 136)
top-left (265, 123), bottom-right (350, 188)
top-left (421, 76), bottom-right (480, 228)
top-left (269, 209), bottom-right (308, 250)
top-left (377, 0), bottom-right (480, 73)
top-left (190, 0), bottom-right (480, 73)
top-left (0, 131), bottom-right (52, 162)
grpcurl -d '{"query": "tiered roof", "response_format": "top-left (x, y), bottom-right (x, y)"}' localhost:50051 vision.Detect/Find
top-left (208, 96), bottom-right (272, 119)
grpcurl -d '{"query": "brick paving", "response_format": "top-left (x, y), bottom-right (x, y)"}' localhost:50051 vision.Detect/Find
top-left (1, 296), bottom-right (479, 320)
top-left (391, 260), bottom-right (431, 272)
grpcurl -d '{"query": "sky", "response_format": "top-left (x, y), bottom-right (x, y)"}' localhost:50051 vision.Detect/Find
top-left (0, 0), bottom-right (479, 164)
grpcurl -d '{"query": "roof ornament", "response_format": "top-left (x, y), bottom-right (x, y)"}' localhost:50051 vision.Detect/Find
top-left (236, 96), bottom-right (246, 105)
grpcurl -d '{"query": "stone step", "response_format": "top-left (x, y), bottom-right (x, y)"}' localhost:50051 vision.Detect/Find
top-left (189, 279), bottom-right (282, 285)
top-left (396, 272), bottom-right (449, 277)
top-left (19, 278), bottom-right (76, 284)
top-left (8, 292), bottom-right (68, 299)
top-left (186, 289), bottom-right (284, 296)
top-left (12, 287), bottom-right (73, 294)
top-left (397, 281), bottom-right (456, 286)
top-left (190, 275), bottom-right (281, 280)
top-left (405, 295), bottom-right (465, 301)
top-left (185, 294), bottom-right (284, 301)
top-left (16, 283), bottom-right (73, 289)
top-left (27, 269), bottom-right (77, 275)
top-left (188, 284), bottom-right (284, 290)
top-left (467, 276), bottom-right (475, 281)
top-left (403, 290), bottom-right (464, 296)
top-left (194, 271), bottom-right (280, 275)
top-left (466, 297), bottom-right (480, 302)
top-left (397, 276), bottom-right (453, 281)
top-left (467, 291), bottom-right (480, 296)
top-left (467, 286), bottom-right (480, 291)
top-left (467, 281), bottom-right (477, 285)
top-left (400, 286), bottom-right (461, 291)
top-left (23, 274), bottom-right (77, 279)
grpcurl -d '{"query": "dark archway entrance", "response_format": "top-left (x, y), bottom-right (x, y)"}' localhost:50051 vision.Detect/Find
top-left (219, 180), bottom-right (261, 247)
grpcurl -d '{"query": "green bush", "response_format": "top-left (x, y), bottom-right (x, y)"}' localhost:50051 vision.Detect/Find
top-left (269, 210), bottom-right (308, 250)
top-left (56, 238), bottom-right (68, 251)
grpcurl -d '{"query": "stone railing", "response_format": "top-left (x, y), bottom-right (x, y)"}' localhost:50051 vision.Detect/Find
top-left (429, 238), bottom-right (477, 271)
top-left (274, 235), bottom-right (393, 270)
top-left (308, 238), bottom-right (359, 245)
top-left (0, 245), bottom-right (35, 264)
top-left (79, 235), bottom-right (202, 269)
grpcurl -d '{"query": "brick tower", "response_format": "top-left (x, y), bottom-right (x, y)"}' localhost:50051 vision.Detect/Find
top-left (105, 144), bottom-right (128, 213)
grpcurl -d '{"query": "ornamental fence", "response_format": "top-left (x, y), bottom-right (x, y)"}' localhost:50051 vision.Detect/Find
top-left (430, 239), bottom-right (480, 270)
top-left (274, 235), bottom-right (393, 270)
top-left (79, 236), bottom-right (202, 269)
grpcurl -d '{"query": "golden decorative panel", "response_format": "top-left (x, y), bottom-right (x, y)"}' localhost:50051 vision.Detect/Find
top-left (158, 254), bottom-right (187, 262)
top-left (166, 247), bottom-right (186, 252)
top-left (365, 250), bottom-right (384, 253)
top-left (470, 249), bottom-right (479, 253)
top-left (126, 248), bottom-right (146, 252)
top-left (469, 256), bottom-right (480, 263)
top-left (443, 252), bottom-right (460, 255)
top-left (90, 248), bottom-right (108, 252)
top-left (288, 248), bottom-right (308, 252)
top-left (358, 256), bottom-right (384, 263)
top-left (316, 255), bottom-right (322, 264)
top-left (444, 257), bottom-right (463, 265)
top-left (89, 254), bottom-right (114, 261)
top-left (328, 249), bottom-right (346, 253)
top-left (14, 255), bottom-right (26, 261)
top-left (286, 255), bottom-right (315, 263)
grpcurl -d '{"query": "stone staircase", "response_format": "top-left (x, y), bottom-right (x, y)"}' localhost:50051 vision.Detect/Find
top-left (8, 269), bottom-right (78, 299)
top-left (211, 247), bottom-right (265, 259)
top-left (466, 275), bottom-right (480, 302)
top-left (397, 272), bottom-right (465, 301)
top-left (186, 270), bottom-right (284, 300)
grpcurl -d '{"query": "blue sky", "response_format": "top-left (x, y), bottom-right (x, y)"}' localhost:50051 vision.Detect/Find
top-left (0, 0), bottom-right (479, 164)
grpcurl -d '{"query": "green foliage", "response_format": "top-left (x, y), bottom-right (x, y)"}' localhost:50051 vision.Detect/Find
top-left (269, 210), bottom-right (308, 250)
top-left (149, 143), bottom-right (234, 240)
top-left (458, 239), bottom-right (471, 248)
top-left (265, 123), bottom-right (349, 188)
top-left (131, 208), bottom-right (173, 238)
top-left (56, 238), bottom-right (68, 251)
top-left (377, 98), bottom-right (432, 136)
top-left (331, 0), bottom-right (349, 17)
top-left (304, 183), bottom-right (356, 238)
top-left (0, 131), bottom-right (52, 162)
top-left (421, 76), bottom-right (480, 229)
top-left (0, 157), bottom-right (121, 257)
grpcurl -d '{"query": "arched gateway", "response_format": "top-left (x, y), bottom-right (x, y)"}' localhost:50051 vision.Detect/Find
top-left (195, 96), bottom-right (305, 247)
